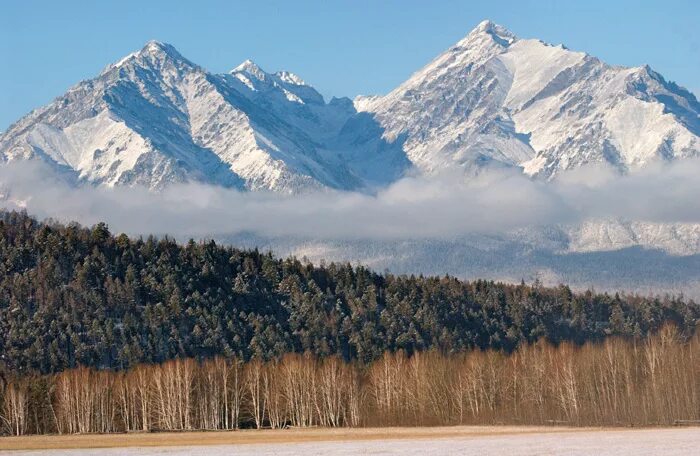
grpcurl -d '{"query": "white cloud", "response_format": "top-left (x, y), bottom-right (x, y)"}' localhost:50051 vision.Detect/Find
top-left (1, 159), bottom-right (700, 241)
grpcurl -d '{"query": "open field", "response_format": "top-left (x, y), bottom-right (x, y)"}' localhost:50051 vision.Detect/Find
top-left (1, 426), bottom-right (698, 455)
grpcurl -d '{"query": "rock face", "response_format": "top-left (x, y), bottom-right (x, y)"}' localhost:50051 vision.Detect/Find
top-left (356, 20), bottom-right (700, 178)
top-left (0, 41), bottom-right (409, 193)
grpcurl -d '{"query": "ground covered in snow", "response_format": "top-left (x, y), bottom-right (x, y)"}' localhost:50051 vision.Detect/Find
top-left (1, 426), bottom-right (698, 455)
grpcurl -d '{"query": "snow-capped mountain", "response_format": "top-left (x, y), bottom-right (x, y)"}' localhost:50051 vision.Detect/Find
top-left (1, 21), bottom-right (700, 294)
top-left (2, 22), bottom-right (698, 191)
top-left (0, 41), bottom-right (409, 192)
top-left (356, 20), bottom-right (700, 178)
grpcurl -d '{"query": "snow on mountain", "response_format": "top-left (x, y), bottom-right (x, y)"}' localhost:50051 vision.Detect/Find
top-left (0, 41), bottom-right (409, 193)
top-left (564, 220), bottom-right (700, 256)
top-left (3, 22), bottom-right (698, 192)
top-left (224, 231), bottom-right (700, 298)
top-left (356, 19), bottom-right (700, 178)
top-left (1, 21), bottom-right (700, 272)
top-left (0, 41), bottom-right (243, 189)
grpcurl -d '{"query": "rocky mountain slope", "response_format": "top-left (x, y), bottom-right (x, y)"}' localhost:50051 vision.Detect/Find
top-left (1, 21), bottom-right (700, 291)
top-left (2, 21), bottom-right (698, 192)
top-left (0, 41), bottom-right (408, 192)
top-left (356, 20), bottom-right (699, 178)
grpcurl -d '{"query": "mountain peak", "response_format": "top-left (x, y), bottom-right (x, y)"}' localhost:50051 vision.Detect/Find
top-left (232, 61), bottom-right (309, 88)
top-left (108, 40), bottom-right (191, 71)
top-left (275, 70), bottom-right (307, 86)
top-left (231, 59), bottom-right (270, 84)
top-left (138, 40), bottom-right (182, 58)
top-left (143, 39), bottom-right (166, 50)
top-left (233, 59), bottom-right (265, 73)
top-left (464, 19), bottom-right (516, 47)
top-left (475, 19), bottom-right (497, 32)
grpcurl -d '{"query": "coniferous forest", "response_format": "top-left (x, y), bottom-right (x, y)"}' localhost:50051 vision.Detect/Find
top-left (0, 210), bottom-right (698, 434)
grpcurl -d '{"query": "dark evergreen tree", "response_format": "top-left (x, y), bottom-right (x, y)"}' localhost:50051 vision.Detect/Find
top-left (0, 210), bottom-right (697, 375)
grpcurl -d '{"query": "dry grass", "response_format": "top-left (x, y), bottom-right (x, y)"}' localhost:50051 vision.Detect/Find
top-left (0, 425), bottom-right (610, 451)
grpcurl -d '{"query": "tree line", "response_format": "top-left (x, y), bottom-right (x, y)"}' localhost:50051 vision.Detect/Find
top-left (0, 210), bottom-right (697, 377)
top-left (1, 325), bottom-right (698, 435)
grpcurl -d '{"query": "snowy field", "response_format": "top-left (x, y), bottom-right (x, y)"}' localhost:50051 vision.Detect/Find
top-left (3, 428), bottom-right (698, 456)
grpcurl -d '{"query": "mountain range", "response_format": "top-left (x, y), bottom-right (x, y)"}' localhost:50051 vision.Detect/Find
top-left (2, 20), bottom-right (698, 192)
top-left (0, 42), bottom-right (408, 192)
top-left (1, 20), bottom-right (700, 295)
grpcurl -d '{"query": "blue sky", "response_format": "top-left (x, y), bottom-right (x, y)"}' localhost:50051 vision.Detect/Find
top-left (1, 0), bottom-right (698, 131)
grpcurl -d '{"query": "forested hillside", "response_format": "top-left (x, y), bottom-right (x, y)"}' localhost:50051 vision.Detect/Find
top-left (0, 210), bottom-right (697, 375)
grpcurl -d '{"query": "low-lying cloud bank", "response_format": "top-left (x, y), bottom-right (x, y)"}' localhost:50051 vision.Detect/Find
top-left (1, 159), bottom-right (700, 240)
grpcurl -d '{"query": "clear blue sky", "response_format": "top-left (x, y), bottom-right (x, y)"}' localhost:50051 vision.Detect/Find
top-left (1, 0), bottom-right (698, 131)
